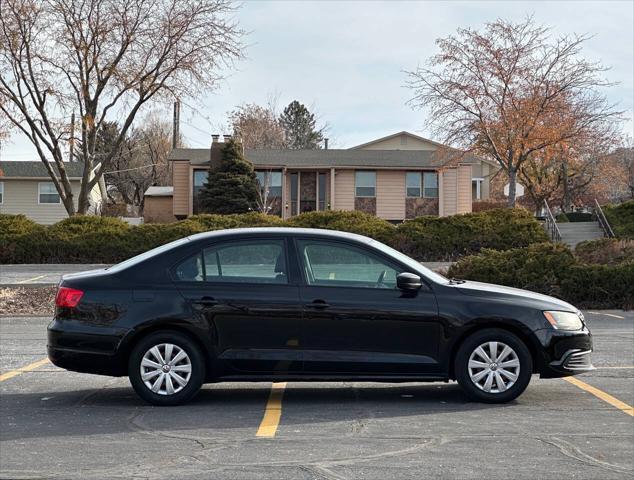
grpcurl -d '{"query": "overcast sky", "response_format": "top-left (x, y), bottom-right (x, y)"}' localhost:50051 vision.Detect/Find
top-left (3, 0), bottom-right (633, 159)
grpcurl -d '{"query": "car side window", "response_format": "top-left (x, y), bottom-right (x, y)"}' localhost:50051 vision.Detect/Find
top-left (174, 240), bottom-right (288, 284)
top-left (297, 240), bottom-right (401, 289)
top-left (174, 253), bottom-right (204, 282)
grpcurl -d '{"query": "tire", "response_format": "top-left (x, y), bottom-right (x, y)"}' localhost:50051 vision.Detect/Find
top-left (455, 328), bottom-right (532, 403)
top-left (128, 330), bottom-right (205, 406)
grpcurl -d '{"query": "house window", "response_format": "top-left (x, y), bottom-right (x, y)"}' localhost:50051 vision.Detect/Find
top-left (38, 182), bottom-right (61, 204)
top-left (355, 171), bottom-right (376, 197)
top-left (407, 172), bottom-right (438, 198)
top-left (0, 182), bottom-right (3, 204)
top-left (406, 172), bottom-right (421, 197)
top-left (192, 170), bottom-right (207, 214)
top-left (423, 172), bottom-right (438, 198)
top-left (255, 171), bottom-right (282, 198)
top-left (472, 178), bottom-right (484, 200)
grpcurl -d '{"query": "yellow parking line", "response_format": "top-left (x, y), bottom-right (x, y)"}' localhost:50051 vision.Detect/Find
top-left (256, 382), bottom-right (287, 438)
top-left (0, 358), bottom-right (50, 382)
top-left (16, 274), bottom-right (47, 284)
top-left (564, 377), bottom-right (633, 417)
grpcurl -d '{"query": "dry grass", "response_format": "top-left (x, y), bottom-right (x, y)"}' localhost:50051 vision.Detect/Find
top-left (0, 287), bottom-right (56, 316)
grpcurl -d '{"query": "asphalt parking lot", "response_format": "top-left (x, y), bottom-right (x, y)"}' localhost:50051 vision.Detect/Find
top-left (1, 312), bottom-right (632, 480)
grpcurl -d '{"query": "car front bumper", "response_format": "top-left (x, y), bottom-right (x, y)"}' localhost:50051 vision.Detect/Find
top-left (533, 327), bottom-right (594, 378)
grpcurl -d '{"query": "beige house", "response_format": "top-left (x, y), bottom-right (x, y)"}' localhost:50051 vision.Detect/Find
top-left (0, 161), bottom-right (102, 224)
top-left (167, 132), bottom-right (480, 222)
top-left (352, 131), bottom-right (500, 201)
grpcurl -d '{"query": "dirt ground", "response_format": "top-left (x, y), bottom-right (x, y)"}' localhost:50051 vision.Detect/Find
top-left (0, 287), bottom-right (56, 316)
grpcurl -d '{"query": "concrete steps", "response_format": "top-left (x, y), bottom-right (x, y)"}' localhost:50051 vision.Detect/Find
top-left (557, 221), bottom-right (605, 249)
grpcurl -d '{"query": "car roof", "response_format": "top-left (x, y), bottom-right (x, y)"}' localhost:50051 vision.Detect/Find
top-left (187, 227), bottom-right (375, 245)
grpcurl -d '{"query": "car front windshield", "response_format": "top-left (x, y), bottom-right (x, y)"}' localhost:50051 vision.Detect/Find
top-left (107, 237), bottom-right (191, 273)
top-left (368, 239), bottom-right (450, 285)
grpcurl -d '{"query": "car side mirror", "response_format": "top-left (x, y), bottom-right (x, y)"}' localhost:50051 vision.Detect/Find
top-left (397, 272), bottom-right (422, 291)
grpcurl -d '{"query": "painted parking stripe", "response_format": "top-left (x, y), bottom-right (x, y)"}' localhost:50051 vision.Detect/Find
top-left (564, 377), bottom-right (633, 417)
top-left (0, 358), bottom-right (50, 382)
top-left (16, 274), bottom-right (48, 284)
top-left (587, 312), bottom-right (625, 319)
top-left (256, 382), bottom-right (287, 438)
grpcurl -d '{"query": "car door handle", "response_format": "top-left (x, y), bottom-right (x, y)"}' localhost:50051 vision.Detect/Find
top-left (193, 296), bottom-right (219, 307)
top-left (305, 300), bottom-right (330, 309)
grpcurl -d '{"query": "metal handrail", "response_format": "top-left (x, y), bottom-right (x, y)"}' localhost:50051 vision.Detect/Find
top-left (593, 199), bottom-right (615, 238)
top-left (543, 200), bottom-right (562, 242)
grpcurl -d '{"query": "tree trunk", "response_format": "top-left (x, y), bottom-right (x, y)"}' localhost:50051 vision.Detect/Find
top-left (561, 161), bottom-right (572, 213)
top-left (507, 167), bottom-right (517, 208)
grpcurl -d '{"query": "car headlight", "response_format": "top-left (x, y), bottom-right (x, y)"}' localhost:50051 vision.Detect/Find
top-left (543, 311), bottom-right (583, 331)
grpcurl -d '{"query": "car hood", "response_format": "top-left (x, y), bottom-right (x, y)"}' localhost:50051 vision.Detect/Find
top-left (454, 280), bottom-right (578, 312)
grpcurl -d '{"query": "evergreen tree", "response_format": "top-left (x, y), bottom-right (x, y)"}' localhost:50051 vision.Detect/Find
top-left (279, 100), bottom-right (325, 149)
top-left (198, 139), bottom-right (259, 214)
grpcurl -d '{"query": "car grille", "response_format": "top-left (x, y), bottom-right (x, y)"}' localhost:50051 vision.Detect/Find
top-left (563, 351), bottom-right (593, 370)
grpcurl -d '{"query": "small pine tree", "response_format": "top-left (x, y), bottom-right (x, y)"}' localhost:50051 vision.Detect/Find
top-left (198, 139), bottom-right (259, 214)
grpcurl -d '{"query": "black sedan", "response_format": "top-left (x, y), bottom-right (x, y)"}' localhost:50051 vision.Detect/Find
top-left (48, 228), bottom-right (593, 405)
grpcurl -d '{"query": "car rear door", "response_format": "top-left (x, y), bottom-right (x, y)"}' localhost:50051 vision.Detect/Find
top-left (294, 238), bottom-right (441, 376)
top-left (173, 237), bottom-right (302, 375)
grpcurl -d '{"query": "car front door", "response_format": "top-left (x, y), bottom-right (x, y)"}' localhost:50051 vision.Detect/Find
top-left (295, 238), bottom-right (440, 376)
top-left (173, 237), bottom-right (302, 375)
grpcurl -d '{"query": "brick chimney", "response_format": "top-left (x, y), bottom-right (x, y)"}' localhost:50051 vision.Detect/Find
top-left (211, 134), bottom-right (220, 144)
top-left (223, 134), bottom-right (232, 143)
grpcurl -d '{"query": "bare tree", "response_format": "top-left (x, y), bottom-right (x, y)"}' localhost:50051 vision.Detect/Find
top-left (101, 113), bottom-right (173, 213)
top-left (0, 0), bottom-right (243, 215)
top-left (406, 17), bottom-right (622, 207)
top-left (228, 103), bottom-right (286, 149)
top-left (254, 170), bottom-right (277, 214)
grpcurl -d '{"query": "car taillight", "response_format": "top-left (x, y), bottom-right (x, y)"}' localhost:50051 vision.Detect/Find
top-left (55, 287), bottom-right (84, 308)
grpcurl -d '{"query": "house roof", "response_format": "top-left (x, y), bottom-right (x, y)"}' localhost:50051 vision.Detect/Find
top-left (168, 147), bottom-right (461, 169)
top-left (144, 186), bottom-right (174, 197)
top-left (349, 131), bottom-right (448, 150)
top-left (0, 161), bottom-right (84, 179)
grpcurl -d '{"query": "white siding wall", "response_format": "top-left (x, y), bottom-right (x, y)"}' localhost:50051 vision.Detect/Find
top-left (0, 179), bottom-right (81, 224)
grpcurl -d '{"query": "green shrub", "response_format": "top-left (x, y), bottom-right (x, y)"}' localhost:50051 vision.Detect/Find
top-left (447, 243), bottom-right (575, 296)
top-left (394, 208), bottom-right (548, 261)
top-left (189, 212), bottom-right (283, 230)
top-left (448, 242), bottom-right (633, 309)
top-left (555, 213), bottom-right (570, 223)
top-left (0, 214), bottom-right (43, 237)
top-left (560, 263), bottom-right (634, 309)
top-left (287, 210), bottom-right (396, 244)
top-left (562, 212), bottom-right (593, 222)
top-left (575, 238), bottom-right (634, 265)
top-left (603, 200), bottom-right (634, 239)
top-left (47, 215), bottom-right (130, 238)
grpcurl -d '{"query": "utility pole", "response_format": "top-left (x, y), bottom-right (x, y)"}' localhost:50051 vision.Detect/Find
top-left (172, 100), bottom-right (180, 149)
top-left (69, 112), bottom-right (75, 162)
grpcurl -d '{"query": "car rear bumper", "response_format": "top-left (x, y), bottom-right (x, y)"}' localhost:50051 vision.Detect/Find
top-left (47, 320), bottom-right (127, 376)
top-left (534, 327), bottom-right (594, 378)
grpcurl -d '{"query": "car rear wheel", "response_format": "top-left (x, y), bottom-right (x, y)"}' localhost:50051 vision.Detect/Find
top-left (128, 331), bottom-right (205, 406)
top-left (455, 328), bottom-right (532, 403)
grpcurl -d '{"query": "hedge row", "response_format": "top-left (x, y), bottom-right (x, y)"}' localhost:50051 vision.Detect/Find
top-left (0, 208), bottom-right (548, 264)
top-left (447, 243), bottom-right (634, 309)
top-left (603, 200), bottom-right (634, 239)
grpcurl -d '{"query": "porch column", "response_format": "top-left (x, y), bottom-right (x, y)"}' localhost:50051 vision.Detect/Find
top-left (330, 167), bottom-right (336, 210)
top-left (281, 167), bottom-right (288, 219)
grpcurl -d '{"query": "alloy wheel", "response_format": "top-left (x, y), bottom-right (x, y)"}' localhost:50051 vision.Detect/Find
top-left (467, 341), bottom-right (520, 393)
top-left (140, 343), bottom-right (192, 396)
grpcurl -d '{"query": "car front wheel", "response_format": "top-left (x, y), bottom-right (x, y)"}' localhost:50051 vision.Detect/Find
top-left (128, 331), bottom-right (205, 406)
top-left (455, 328), bottom-right (533, 403)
